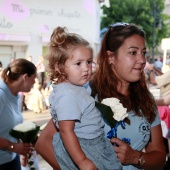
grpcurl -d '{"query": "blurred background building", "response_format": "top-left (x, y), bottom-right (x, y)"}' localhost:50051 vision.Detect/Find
top-left (0, 0), bottom-right (170, 68)
top-left (0, 0), bottom-right (102, 67)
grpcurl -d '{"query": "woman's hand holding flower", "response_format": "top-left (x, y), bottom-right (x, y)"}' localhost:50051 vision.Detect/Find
top-left (9, 121), bottom-right (40, 169)
top-left (100, 98), bottom-right (130, 144)
top-left (11, 142), bottom-right (34, 156)
top-left (111, 138), bottom-right (140, 165)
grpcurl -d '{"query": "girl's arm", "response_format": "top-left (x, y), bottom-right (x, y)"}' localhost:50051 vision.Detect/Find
top-left (35, 119), bottom-right (61, 170)
top-left (59, 120), bottom-right (96, 170)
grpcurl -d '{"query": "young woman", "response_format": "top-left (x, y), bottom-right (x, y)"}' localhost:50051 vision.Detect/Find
top-left (0, 59), bottom-right (37, 170)
top-left (36, 23), bottom-right (166, 170)
top-left (91, 22), bottom-right (166, 170)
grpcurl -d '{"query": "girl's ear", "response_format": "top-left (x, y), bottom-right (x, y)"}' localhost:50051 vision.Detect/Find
top-left (107, 50), bottom-right (115, 64)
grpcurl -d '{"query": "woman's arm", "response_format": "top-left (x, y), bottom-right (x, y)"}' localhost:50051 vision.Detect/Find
top-left (143, 124), bottom-right (166, 170)
top-left (35, 119), bottom-right (61, 170)
top-left (0, 138), bottom-right (32, 156)
top-left (111, 124), bottom-right (166, 170)
top-left (149, 70), bottom-right (157, 85)
top-left (153, 66), bottom-right (163, 76)
top-left (156, 94), bottom-right (170, 106)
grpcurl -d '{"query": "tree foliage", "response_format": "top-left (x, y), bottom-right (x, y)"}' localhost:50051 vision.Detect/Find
top-left (101, 0), bottom-right (170, 50)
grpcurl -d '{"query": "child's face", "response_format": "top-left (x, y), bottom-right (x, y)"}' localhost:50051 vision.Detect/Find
top-left (64, 46), bottom-right (93, 86)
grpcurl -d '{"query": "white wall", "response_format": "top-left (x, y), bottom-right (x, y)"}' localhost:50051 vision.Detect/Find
top-left (0, 0), bottom-right (101, 67)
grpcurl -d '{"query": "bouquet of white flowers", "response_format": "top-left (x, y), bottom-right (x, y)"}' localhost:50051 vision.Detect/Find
top-left (95, 98), bottom-right (130, 145)
top-left (9, 121), bottom-right (40, 170)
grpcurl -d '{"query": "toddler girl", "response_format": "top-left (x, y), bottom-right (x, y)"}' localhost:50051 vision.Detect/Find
top-left (47, 26), bottom-right (122, 170)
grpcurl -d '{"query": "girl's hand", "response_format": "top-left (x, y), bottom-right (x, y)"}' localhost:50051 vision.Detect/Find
top-left (111, 138), bottom-right (140, 165)
top-left (78, 158), bottom-right (97, 170)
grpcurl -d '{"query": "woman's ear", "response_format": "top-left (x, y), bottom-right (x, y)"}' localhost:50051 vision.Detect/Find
top-left (107, 50), bottom-right (115, 64)
top-left (22, 74), bottom-right (28, 81)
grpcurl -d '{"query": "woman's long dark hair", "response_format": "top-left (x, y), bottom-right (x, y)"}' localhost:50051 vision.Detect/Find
top-left (92, 24), bottom-right (157, 123)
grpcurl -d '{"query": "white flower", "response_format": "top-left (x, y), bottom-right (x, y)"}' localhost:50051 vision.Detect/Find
top-left (101, 98), bottom-right (128, 121)
top-left (13, 121), bottom-right (37, 132)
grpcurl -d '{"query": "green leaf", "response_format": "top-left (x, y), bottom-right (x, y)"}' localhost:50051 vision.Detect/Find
top-left (9, 126), bottom-right (40, 143)
top-left (95, 101), bottom-right (117, 128)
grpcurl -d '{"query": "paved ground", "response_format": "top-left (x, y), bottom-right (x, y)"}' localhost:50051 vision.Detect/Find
top-left (22, 109), bottom-right (53, 170)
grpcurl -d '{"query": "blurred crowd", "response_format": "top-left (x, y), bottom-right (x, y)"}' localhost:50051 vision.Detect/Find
top-left (21, 56), bottom-right (52, 114)
top-left (144, 55), bottom-right (170, 162)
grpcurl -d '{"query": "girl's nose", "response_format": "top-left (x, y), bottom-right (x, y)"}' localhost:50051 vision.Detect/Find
top-left (84, 63), bottom-right (90, 70)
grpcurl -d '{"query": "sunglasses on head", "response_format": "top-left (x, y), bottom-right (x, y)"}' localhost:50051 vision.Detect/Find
top-left (108, 22), bottom-right (145, 34)
top-left (106, 22), bottom-right (129, 42)
top-left (109, 22), bottom-right (129, 28)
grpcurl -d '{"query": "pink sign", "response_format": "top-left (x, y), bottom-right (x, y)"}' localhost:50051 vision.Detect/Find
top-left (0, 33), bottom-right (31, 42)
top-left (0, 0), bottom-right (30, 21)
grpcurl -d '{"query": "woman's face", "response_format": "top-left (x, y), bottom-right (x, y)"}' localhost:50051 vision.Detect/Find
top-left (22, 73), bottom-right (36, 92)
top-left (110, 34), bottom-right (146, 84)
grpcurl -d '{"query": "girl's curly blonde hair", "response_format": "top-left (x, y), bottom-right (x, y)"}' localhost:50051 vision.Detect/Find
top-left (45, 26), bottom-right (92, 83)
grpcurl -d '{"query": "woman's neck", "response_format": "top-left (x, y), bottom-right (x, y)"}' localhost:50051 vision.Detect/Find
top-left (117, 82), bottom-right (130, 96)
top-left (7, 82), bottom-right (20, 96)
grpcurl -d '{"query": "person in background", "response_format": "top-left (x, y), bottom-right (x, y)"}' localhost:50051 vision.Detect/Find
top-left (146, 62), bottom-right (170, 97)
top-left (36, 56), bottom-right (46, 86)
top-left (27, 78), bottom-right (45, 113)
top-left (0, 59), bottom-right (37, 170)
top-left (19, 91), bottom-right (28, 112)
top-left (10, 57), bottom-right (15, 63)
top-left (155, 95), bottom-right (170, 159)
top-left (0, 61), bottom-right (3, 78)
top-left (156, 95), bottom-right (170, 106)
top-left (0, 61), bottom-right (2, 68)
top-left (26, 56), bottom-right (32, 62)
top-left (166, 56), bottom-right (170, 66)
top-left (154, 57), bottom-right (163, 71)
top-left (35, 23), bottom-right (166, 170)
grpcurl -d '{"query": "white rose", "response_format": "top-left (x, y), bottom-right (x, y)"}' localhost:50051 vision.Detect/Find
top-left (101, 97), bottom-right (128, 121)
top-left (113, 112), bottom-right (128, 121)
top-left (102, 98), bottom-right (120, 106)
top-left (13, 121), bottom-right (36, 132)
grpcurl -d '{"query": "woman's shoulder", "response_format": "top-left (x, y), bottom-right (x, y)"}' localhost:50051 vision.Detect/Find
top-left (0, 80), bottom-right (7, 96)
top-left (0, 85), bottom-right (6, 104)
